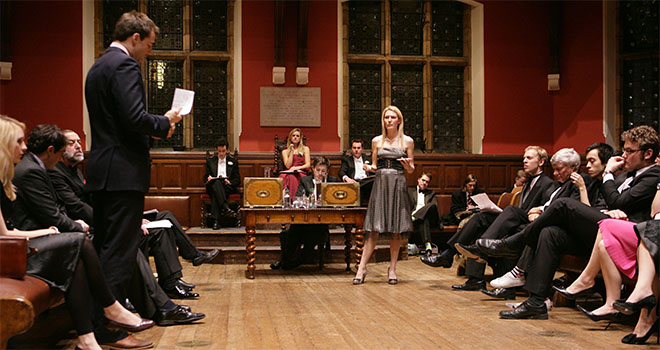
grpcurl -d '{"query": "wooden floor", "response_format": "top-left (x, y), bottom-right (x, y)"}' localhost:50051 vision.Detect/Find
top-left (54, 259), bottom-right (658, 350)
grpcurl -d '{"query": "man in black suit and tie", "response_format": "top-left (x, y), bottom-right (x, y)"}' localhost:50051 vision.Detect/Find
top-left (338, 139), bottom-right (374, 204)
top-left (408, 173), bottom-right (439, 255)
top-left (85, 11), bottom-right (182, 348)
top-left (274, 156), bottom-right (338, 270)
top-left (204, 137), bottom-right (240, 230)
top-left (498, 126), bottom-right (660, 320)
top-left (421, 146), bottom-right (553, 285)
top-left (11, 125), bottom-right (90, 233)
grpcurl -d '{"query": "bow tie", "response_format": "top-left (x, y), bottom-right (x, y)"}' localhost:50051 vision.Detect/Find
top-left (627, 171), bottom-right (636, 179)
top-left (418, 189), bottom-right (425, 194)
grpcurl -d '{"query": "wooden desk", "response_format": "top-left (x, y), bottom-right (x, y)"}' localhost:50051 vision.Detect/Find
top-left (241, 207), bottom-right (367, 279)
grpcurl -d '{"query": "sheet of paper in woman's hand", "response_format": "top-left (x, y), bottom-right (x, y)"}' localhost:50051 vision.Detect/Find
top-left (171, 88), bottom-right (195, 115)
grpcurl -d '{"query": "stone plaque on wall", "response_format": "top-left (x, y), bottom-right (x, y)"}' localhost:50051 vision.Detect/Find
top-left (260, 87), bottom-right (321, 127)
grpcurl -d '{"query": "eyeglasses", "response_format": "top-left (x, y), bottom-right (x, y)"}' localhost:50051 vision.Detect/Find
top-left (622, 148), bottom-right (641, 155)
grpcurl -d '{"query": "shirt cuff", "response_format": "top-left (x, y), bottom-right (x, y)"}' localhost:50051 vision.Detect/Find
top-left (602, 173), bottom-right (615, 183)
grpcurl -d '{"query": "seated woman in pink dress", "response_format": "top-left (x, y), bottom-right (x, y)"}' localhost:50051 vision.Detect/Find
top-left (279, 128), bottom-right (311, 196)
top-left (554, 181), bottom-right (660, 329)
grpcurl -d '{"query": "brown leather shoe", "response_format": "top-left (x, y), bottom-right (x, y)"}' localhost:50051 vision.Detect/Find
top-left (100, 335), bottom-right (154, 349)
top-left (105, 317), bottom-right (155, 333)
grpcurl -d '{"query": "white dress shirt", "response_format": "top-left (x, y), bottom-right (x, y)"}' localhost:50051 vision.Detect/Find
top-left (217, 157), bottom-right (227, 178)
top-left (353, 156), bottom-right (367, 180)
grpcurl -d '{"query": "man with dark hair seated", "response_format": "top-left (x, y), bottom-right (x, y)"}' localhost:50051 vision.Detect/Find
top-left (20, 126), bottom-right (204, 327)
top-left (204, 137), bottom-right (240, 230)
top-left (339, 139), bottom-right (375, 204)
top-left (272, 156), bottom-right (338, 270)
top-left (494, 126), bottom-right (660, 320)
top-left (408, 172), bottom-right (439, 255)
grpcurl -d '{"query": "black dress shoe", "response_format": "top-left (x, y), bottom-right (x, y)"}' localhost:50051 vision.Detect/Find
top-left (155, 305), bottom-right (206, 326)
top-left (552, 285), bottom-right (595, 300)
top-left (481, 287), bottom-right (516, 300)
top-left (476, 238), bottom-right (520, 258)
top-left (454, 243), bottom-right (486, 262)
top-left (270, 260), bottom-right (282, 270)
top-left (164, 284), bottom-right (200, 299)
top-left (193, 249), bottom-right (220, 266)
top-left (499, 300), bottom-right (548, 319)
top-left (212, 222), bottom-right (220, 230)
top-left (124, 298), bottom-right (137, 313)
top-left (613, 295), bottom-right (657, 315)
top-left (452, 278), bottom-right (486, 291)
top-left (420, 249), bottom-right (454, 268)
top-left (176, 279), bottom-right (195, 291)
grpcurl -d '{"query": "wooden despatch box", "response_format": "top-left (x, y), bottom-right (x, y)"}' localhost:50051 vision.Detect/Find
top-left (321, 182), bottom-right (360, 207)
top-left (243, 177), bottom-right (283, 207)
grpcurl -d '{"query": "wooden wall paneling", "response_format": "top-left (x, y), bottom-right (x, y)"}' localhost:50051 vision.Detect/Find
top-left (465, 165), bottom-right (485, 184)
top-left (161, 163), bottom-right (184, 190)
top-left (185, 163), bottom-right (206, 191)
top-left (443, 164), bottom-right (464, 192)
top-left (487, 165), bottom-right (507, 192)
top-left (150, 163), bottom-right (158, 191)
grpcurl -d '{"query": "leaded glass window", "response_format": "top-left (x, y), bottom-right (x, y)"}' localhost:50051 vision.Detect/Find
top-left (619, 0), bottom-right (659, 134)
top-left (345, 0), bottom-right (469, 153)
top-left (96, 0), bottom-right (232, 151)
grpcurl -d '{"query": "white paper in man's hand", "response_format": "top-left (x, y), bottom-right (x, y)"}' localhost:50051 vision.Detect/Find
top-left (171, 88), bottom-right (195, 115)
top-left (470, 193), bottom-right (503, 213)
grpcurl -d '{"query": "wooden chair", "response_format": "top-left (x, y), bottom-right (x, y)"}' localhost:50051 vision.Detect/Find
top-left (200, 149), bottom-right (242, 228)
top-left (496, 186), bottom-right (522, 210)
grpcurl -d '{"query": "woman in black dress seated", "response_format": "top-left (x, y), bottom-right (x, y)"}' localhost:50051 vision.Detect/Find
top-left (0, 115), bottom-right (152, 350)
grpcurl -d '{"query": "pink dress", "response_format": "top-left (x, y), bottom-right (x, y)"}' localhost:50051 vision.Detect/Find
top-left (279, 153), bottom-right (307, 196)
top-left (600, 218), bottom-right (639, 279)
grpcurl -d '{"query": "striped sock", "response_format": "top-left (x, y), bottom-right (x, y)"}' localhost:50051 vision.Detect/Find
top-left (511, 266), bottom-right (524, 278)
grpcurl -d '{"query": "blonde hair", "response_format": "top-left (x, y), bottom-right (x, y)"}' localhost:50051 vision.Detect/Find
top-left (0, 115), bottom-right (25, 201)
top-left (286, 128), bottom-right (305, 154)
top-left (378, 105), bottom-right (405, 149)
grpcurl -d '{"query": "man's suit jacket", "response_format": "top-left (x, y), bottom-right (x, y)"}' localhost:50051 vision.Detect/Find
top-left (338, 155), bottom-right (370, 181)
top-left (296, 175), bottom-right (339, 197)
top-left (48, 161), bottom-right (94, 225)
top-left (519, 173), bottom-right (554, 212)
top-left (600, 165), bottom-right (660, 223)
top-left (538, 173), bottom-right (590, 208)
top-left (408, 187), bottom-right (439, 221)
top-left (449, 188), bottom-right (485, 218)
top-left (204, 154), bottom-right (241, 188)
top-left (11, 154), bottom-right (83, 232)
top-left (84, 46), bottom-right (171, 194)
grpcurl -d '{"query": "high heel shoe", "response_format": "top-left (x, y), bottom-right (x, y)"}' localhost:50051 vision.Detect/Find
top-left (576, 305), bottom-right (621, 330)
top-left (353, 270), bottom-right (367, 285)
top-left (621, 319), bottom-right (659, 345)
top-left (552, 285), bottom-right (595, 301)
top-left (387, 266), bottom-right (398, 285)
top-left (613, 295), bottom-right (657, 315)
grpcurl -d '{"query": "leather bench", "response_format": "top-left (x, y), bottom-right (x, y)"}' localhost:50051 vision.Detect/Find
top-left (0, 237), bottom-right (63, 349)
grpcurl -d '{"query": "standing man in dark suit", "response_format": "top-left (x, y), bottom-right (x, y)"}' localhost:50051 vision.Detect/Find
top-left (85, 11), bottom-right (181, 348)
top-left (204, 137), bottom-right (240, 230)
top-left (421, 146), bottom-right (553, 279)
top-left (408, 173), bottom-right (439, 255)
top-left (338, 139), bottom-right (375, 204)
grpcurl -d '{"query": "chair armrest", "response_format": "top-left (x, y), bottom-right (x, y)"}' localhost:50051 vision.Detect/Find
top-left (0, 236), bottom-right (28, 279)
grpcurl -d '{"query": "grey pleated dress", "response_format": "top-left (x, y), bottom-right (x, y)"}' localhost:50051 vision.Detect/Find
top-left (364, 146), bottom-right (413, 238)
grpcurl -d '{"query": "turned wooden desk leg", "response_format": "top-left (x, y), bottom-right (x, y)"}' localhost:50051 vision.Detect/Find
top-left (343, 224), bottom-right (353, 271)
top-left (245, 226), bottom-right (256, 279)
top-left (354, 226), bottom-right (364, 272)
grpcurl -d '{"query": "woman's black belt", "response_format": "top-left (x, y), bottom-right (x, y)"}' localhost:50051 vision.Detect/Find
top-left (377, 158), bottom-right (404, 170)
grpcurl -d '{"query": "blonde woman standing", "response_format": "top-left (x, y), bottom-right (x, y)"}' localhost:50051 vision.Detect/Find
top-left (353, 106), bottom-right (415, 285)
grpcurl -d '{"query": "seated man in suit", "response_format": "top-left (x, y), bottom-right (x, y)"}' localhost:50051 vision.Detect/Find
top-left (204, 137), bottom-right (240, 230)
top-left (338, 139), bottom-right (375, 204)
top-left (448, 174), bottom-right (485, 227)
top-left (421, 146), bottom-right (553, 280)
top-left (503, 170), bottom-right (527, 194)
top-left (276, 156), bottom-right (339, 270)
top-left (408, 172), bottom-right (440, 255)
top-left (496, 126), bottom-right (660, 320)
top-left (453, 148), bottom-right (588, 297)
top-left (35, 127), bottom-right (204, 326)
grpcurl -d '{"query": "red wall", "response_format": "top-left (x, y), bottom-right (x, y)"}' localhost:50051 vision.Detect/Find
top-left (552, 1), bottom-right (604, 152)
top-left (481, 0), bottom-right (554, 154)
top-left (0, 1), bottom-right (84, 141)
top-left (481, 0), bottom-right (604, 154)
top-left (240, 0), bottom-right (338, 152)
